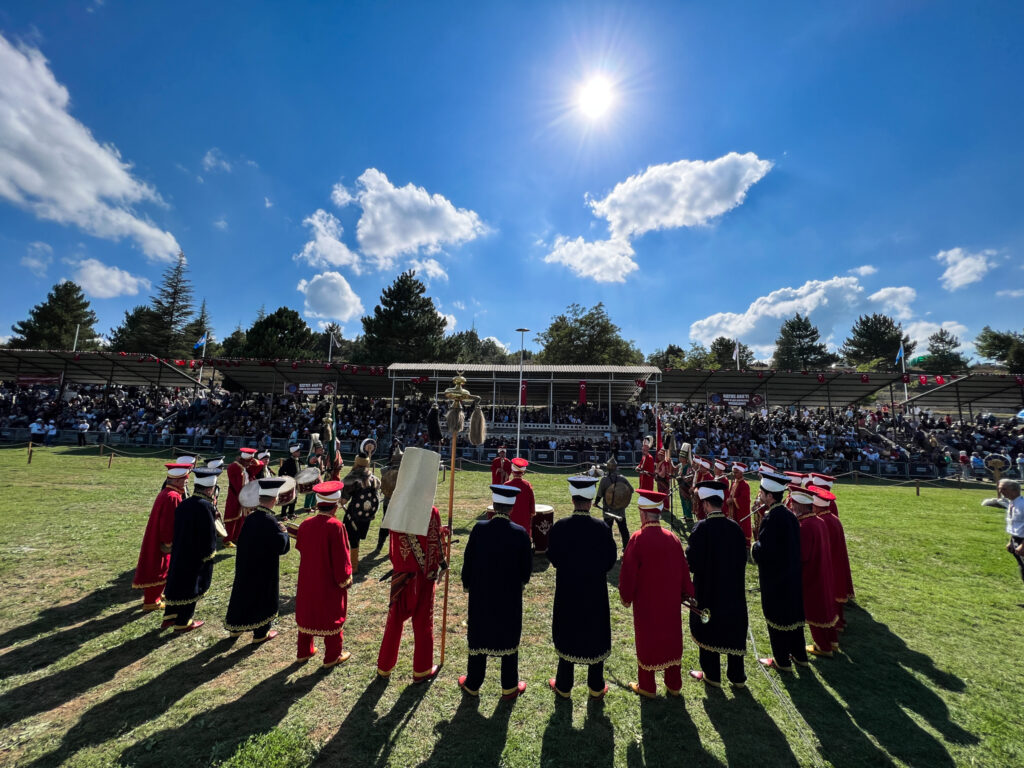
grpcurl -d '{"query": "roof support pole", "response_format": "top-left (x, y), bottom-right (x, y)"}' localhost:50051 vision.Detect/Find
top-left (549, 378), bottom-right (553, 423)
top-left (389, 374), bottom-right (396, 444)
top-left (766, 378), bottom-right (773, 454)
top-left (491, 375), bottom-right (496, 422)
top-left (956, 383), bottom-right (964, 425)
top-left (608, 380), bottom-right (612, 432)
top-left (826, 378), bottom-right (833, 414)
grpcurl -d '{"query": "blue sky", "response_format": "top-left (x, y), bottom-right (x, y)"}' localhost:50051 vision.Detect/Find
top-left (1, 1), bottom-right (1022, 360)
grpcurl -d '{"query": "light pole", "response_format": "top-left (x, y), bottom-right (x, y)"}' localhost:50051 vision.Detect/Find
top-left (515, 327), bottom-right (529, 458)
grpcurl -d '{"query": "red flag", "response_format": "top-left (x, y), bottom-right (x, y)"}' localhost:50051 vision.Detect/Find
top-left (935, 375), bottom-right (946, 385)
top-left (635, 379), bottom-right (647, 389)
top-left (578, 380), bottom-right (587, 405)
top-left (902, 373), bottom-right (911, 384)
top-left (860, 373), bottom-right (870, 384)
top-left (1016, 375), bottom-right (1024, 387)
top-left (520, 380), bottom-right (527, 405)
top-left (817, 373), bottom-right (825, 383)
top-left (919, 375), bottom-right (928, 386)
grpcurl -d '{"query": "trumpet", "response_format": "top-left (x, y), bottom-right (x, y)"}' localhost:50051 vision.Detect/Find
top-left (683, 597), bottom-right (711, 624)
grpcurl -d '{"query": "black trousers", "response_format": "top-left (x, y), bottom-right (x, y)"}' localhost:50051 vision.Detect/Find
top-left (164, 600), bottom-right (196, 627)
top-left (767, 626), bottom-right (808, 666)
top-left (698, 648), bottom-right (746, 684)
top-left (1011, 536), bottom-right (1024, 583)
top-left (279, 501), bottom-right (296, 518)
top-left (252, 621), bottom-right (272, 640)
top-left (603, 511), bottom-right (630, 551)
top-left (465, 652), bottom-right (518, 691)
top-left (554, 657), bottom-right (605, 693)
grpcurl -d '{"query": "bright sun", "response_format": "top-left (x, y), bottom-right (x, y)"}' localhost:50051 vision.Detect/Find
top-left (577, 76), bottom-right (615, 119)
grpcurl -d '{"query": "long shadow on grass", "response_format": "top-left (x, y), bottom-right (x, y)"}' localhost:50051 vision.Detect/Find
top-left (702, 687), bottom-right (800, 767)
top-left (118, 660), bottom-right (327, 767)
top-left (0, 616), bottom-right (162, 727)
top-left (416, 694), bottom-right (513, 768)
top-left (0, 569), bottom-right (137, 651)
top-left (314, 676), bottom-right (432, 766)
top-left (22, 636), bottom-right (256, 768)
top-left (540, 699), bottom-right (614, 768)
top-left (626, 696), bottom-right (719, 767)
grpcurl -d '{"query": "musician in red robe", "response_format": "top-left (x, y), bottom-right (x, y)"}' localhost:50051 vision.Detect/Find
top-left (619, 490), bottom-right (696, 698)
top-left (728, 463), bottom-right (753, 550)
top-left (809, 473), bottom-right (840, 517)
top-left (714, 459), bottom-right (732, 514)
top-left (506, 458), bottom-right (536, 541)
top-left (808, 485), bottom-right (855, 633)
top-left (635, 440), bottom-right (656, 491)
top-left (789, 485), bottom-right (839, 657)
top-left (691, 458), bottom-right (714, 521)
top-left (491, 446), bottom-right (512, 485)
top-left (223, 447), bottom-right (257, 545)
top-left (133, 463), bottom-right (191, 611)
top-left (294, 481), bottom-right (353, 667)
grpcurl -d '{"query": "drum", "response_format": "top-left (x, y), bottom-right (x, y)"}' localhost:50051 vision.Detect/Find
top-left (214, 517), bottom-right (229, 539)
top-left (295, 467), bottom-right (320, 495)
top-left (276, 475), bottom-right (297, 508)
top-left (532, 504), bottom-right (554, 554)
top-left (238, 479), bottom-right (261, 512)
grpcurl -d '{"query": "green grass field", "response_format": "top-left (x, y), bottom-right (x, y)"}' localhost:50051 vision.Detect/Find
top-left (0, 445), bottom-right (1021, 768)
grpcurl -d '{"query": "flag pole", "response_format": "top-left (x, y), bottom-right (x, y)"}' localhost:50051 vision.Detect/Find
top-left (901, 345), bottom-right (908, 403)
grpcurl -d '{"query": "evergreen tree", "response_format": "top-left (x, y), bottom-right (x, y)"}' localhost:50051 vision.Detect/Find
top-left (220, 325), bottom-right (248, 358)
top-left (108, 305), bottom-right (161, 353)
top-left (9, 281), bottom-right (99, 350)
top-left (647, 344), bottom-right (688, 370)
top-left (840, 313), bottom-right (915, 369)
top-left (535, 303), bottom-right (644, 365)
top-left (359, 271), bottom-right (448, 363)
top-left (244, 307), bottom-right (318, 359)
top-left (443, 329), bottom-right (515, 364)
top-left (709, 336), bottom-right (755, 369)
top-left (772, 314), bottom-right (838, 369)
top-left (317, 323), bottom-right (362, 361)
top-left (975, 325), bottom-right (1024, 373)
top-left (149, 252), bottom-right (195, 357)
top-left (926, 329), bottom-right (970, 372)
top-left (181, 299), bottom-right (220, 357)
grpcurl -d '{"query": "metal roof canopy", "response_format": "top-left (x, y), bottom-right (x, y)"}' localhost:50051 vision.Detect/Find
top-left (903, 373), bottom-right (1024, 415)
top-left (213, 360), bottom-right (393, 398)
top-left (388, 362), bottom-right (659, 405)
top-left (0, 349), bottom-right (202, 388)
top-left (656, 369), bottom-right (906, 408)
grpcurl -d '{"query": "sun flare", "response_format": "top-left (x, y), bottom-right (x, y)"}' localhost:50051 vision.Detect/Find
top-left (577, 75), bottom-right (615, 119)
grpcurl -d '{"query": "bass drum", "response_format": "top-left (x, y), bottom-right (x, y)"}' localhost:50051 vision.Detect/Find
top-left (532, 504), bottom-right (554, 554)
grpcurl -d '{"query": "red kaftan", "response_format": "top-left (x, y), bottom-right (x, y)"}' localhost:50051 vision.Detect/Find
top-left (223, 460), bottom-right (250, 542)
top-left (797, 513), bottom-right (838, 627)
top-left (506, 476), bottom-right (535, 539)
top-left (133, 487), bottom-right (181, 589)
top-left (728, 478), bottom-right (752, 546)
top-left (618, 522), bottom-right (695, 670)
top-left (491, 456), bottom-right (512, 485)
top-left (295, 513), bottom-right (353, 636)
top-left (636, 453), bottom-right (656, 491)
top-left (821, 512), bottom-right (854, 602)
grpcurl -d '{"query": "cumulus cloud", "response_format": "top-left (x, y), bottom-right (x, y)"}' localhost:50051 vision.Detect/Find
top-left (201, 148), bottom-right (231, 173)
top-left (296, 271), bottom-right (364, 322)
top-left (331, 182), bottom-right (354, 208)
top-left (588, 152), bottom-right (772, 240)
top-left (20, 241), bottom-right (53, 277)
top-left (484, 336), bottom-right (509, 352)
top-left (849, 264), bottom-right (877, 276)
top-left (352, 169), bottom-right (487, 269)
top-left (543, 236), bottom-right (637, 283)
top-left (437, 311), bottom-right (456, 333)
top-left (72, 258), bottom-right (150, 299)
top-left (409, 257), bottom-right (448, 282)
top-left (905, 320), bottom-right (971, 352)
top-left (867, 286), bottom-right (916, 320)
top-left (293, 209), bottom-right (361, 272)
top-left (452, 300), bottom-right (466, 311)
top-left (996, 288), bottom-right (1024, 298)
top-left (935, 247), bottom-right (997, 291)
top-left (213, 217), bottom-right (228, 231)
top-left (0, 35), bottom-right (179, 261)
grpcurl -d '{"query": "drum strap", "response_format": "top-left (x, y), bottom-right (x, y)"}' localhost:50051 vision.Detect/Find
top-left (404, 533), bottom-right (428, 575)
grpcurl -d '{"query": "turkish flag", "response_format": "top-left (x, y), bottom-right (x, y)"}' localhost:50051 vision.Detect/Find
top-left (579, 380), bottom-right (587, 405)
top-left (1016, 375), bottom-right (1024, 387)
top-left (935, 375), bottom-right (946, 385)
top-left (817, 373), bottom-right (825, 383)
top-left (902, 373), bottom-right (911, 384)
top-left (520, 380), bottom-right (527, 405)
top-left (919, 375), bottom-right (928, 386)
top-left (860, 373), bottom-right (870, 384)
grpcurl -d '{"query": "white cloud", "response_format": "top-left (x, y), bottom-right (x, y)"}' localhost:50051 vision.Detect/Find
top-left (905, 320), bottom-right (971, 352)
top-left (296, 271), bottom-right (364, 322)
top-left (352, 168), bottom-right (487, 269)
top-left (483, 336), bottom-right (509, 352)
top-left (0, 35), bottom-right (179, 261)
top-left (331, 182), bottom-right (354, 208)
top-left (588, 152), bottom-right (772, 240)
top-left (213, 217), bottom-right (228, 231)
top-left (201, 148), bottom-right (231, 173)
top-left (293, 209), bottom-right (361, 272)
top-left (72, 258), bottom-right (150, 299)
top-left (452, 300), bottom-right (466, 311)
top-left (409, 257), bottom-right (448, 282)
top-left (849, 264), bottom-right (877, 276)
top-left (0, 334), bottom-right (12, 345)
top-left (264, 197), bottom-right (273, 208)
top-left (995, 288), bottom-right (1024, 298)
top-left (935, 247), bottom-right (997, 291)
top-left (543, 236), bottom-right (637, 283)
top-left (437, 310), bottom-right (456, 333)
top-left (867, 286), bottom-right (916, 320)
top-left (20, 241), bottom-right (52, 277)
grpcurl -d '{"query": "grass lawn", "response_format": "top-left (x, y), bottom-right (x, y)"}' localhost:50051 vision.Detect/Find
top-left (0, 445), bottom-right (1021, 767)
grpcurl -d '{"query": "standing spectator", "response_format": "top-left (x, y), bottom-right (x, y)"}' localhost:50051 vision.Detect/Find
top-left (30, 418), bottom-right (45, 444)
top-left (1016, 453), bottom-right (1024, 480)
top-left (45, 420), bottom-right (58, 446)
top-left (959, 451), bottom-right (971, 481)
top-left (77, 418), bottom-right (90, 446)
top-left (1000, 479), bottom-right (1024, 585)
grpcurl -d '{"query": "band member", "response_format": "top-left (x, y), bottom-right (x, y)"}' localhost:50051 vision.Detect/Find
top-left (294, 481), bottom-right (353, 667)
top-left (788, 484), bottom-right (838, 657)
top-left (691, 458), bottom-right (714, 522)
top-left (676, 443), bottom-right (695, 526)
top-left (171, 452), bottom-right (199, 496)
top-left (341, 439), bottom-right (381, 573)
top-left (751, 471), bottom-right (808, 672)
top-left (654, 448), bottom-right (674, 504)
top-left (507, 458), bottom-right (536, 543)
top-left (596, 455), bottom-right (633, 553)
top-left (728, 463), bottom-right (753, 551)
top-left (686, 481), bottom-right (748, 688)
top-left (255, 450), bottom-right (273, 478)
top-left (224, 447), bottom-right (258, 545)
top-left (808, 484), bottom-right (854, 633)
top-left (809, 473), bottom-right (839, 517)
top-left (491, 445), bottom-right (512, 485)
top-left (303, 439), bottom-right (326, 509)
top-left (635, 438), bottom-right (655, 491)
top-left (547, 476), bottom-right (617, 699)
top-left (133, 463), bottom-right (191, 612)
top-left (277, 444), bottom-right (302, 518)
top-left (619, 490), bottom-right (696, 698)
top-left (162, 467), bottom-right (220, 632)
top-left (374, 440), bottom-right (404, 553)
top-left (459, 485), bottom-right (533, 700)
top-left (224, 478), bottom-right (291, 642)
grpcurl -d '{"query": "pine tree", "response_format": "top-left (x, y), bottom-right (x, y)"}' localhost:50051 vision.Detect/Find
top-left (359, 271), bottom-right (448, 363)
top-left (772, 314), bottom-right (838, 370)
top-left (221, 325), bottom-right (248, 358)
top-left (709, 336), bottom-right (754, 369)
top-left (149, 252), bottom-right (194, 357)
top-left (975, 325), bottom-right (1024, 373)
top-left (108, 305), bottom-right (161, 353)
top-left (9, 281), bottom-right (99, 350)
top-left (840, 313), bottom-right (915, 369)
top-left (926, 329), bottom-right (969, 372)
top-left (244, 307), bottom-right (317, 359)
top-left (535, 303), bottom-right (644, 365)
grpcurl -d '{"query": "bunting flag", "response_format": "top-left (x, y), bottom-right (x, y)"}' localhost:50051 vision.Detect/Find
top-left (635, 378), bottom-right (647, 389)
top-left (935, 375), bottom-right (946, 386)
top-left (1016, 375), bottom-right (1024, 387)
top-left (578, 380), bottom-right (587, 405)
top-left (520, 380), bottom-right (527, 405)
top-left (817, 373), bottom-right (826, 383)
top-left (902, 373), bottom-right (911, 384)
top-left (860, 373), bottom-right (870, 384)
top-left (919, 375), bottom-right (928, 386)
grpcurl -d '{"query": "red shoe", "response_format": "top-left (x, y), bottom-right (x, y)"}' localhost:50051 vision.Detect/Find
top-left (174, 620), bottom-right (204, 634)
top-left (689, 670), bottom-right (722, 688)
top-left (548, 678), bottom-right (570, 698)
top-left (628, 682), bottom-right (655, 698)
top-left (413, 665), bottom-right (440, 683)
top-left (458, 675), bottom-right (479, 697)
top-left (758, 657), bottom-right (794, 673)
top-left (255, 630), bottom-right (279, 643)
top-left (501, 681), bottom-right (527, 701)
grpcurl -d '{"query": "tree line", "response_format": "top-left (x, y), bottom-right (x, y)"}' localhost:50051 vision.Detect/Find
top-left (5, 257), bottom-right (1020, 373)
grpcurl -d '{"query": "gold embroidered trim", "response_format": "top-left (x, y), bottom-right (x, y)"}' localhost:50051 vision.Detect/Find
top-left (637, 656), bottom-right (683, 672)
top-left (223, 514), bottom-right (242, 523)
top-left (641, 522), bottom-right (663, 530)
top-left (224, 612), bottom-right (277, 632)
top-left (338, 575), bottom-right (353, 590)
top-left (691, 635), bottom-right (746, 656)
top-left (468, 645), bottom-right (518, 657)
top-left (765, 618), bottom-right (805, 631)
top-left (807, 616), bottom-right (839, 628)
top-left (132, 579), bottom-right (166, 589)
top-left (163, 589), bottom-right (208, 607)
top-left (490, 513), bottom-right (510, 520)
top-left (296, 624), bottom-right (343, 637)
top-left (202, 552), bottom-right (216, 562)
top-left (556, 648), bottom-right (611, 665)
